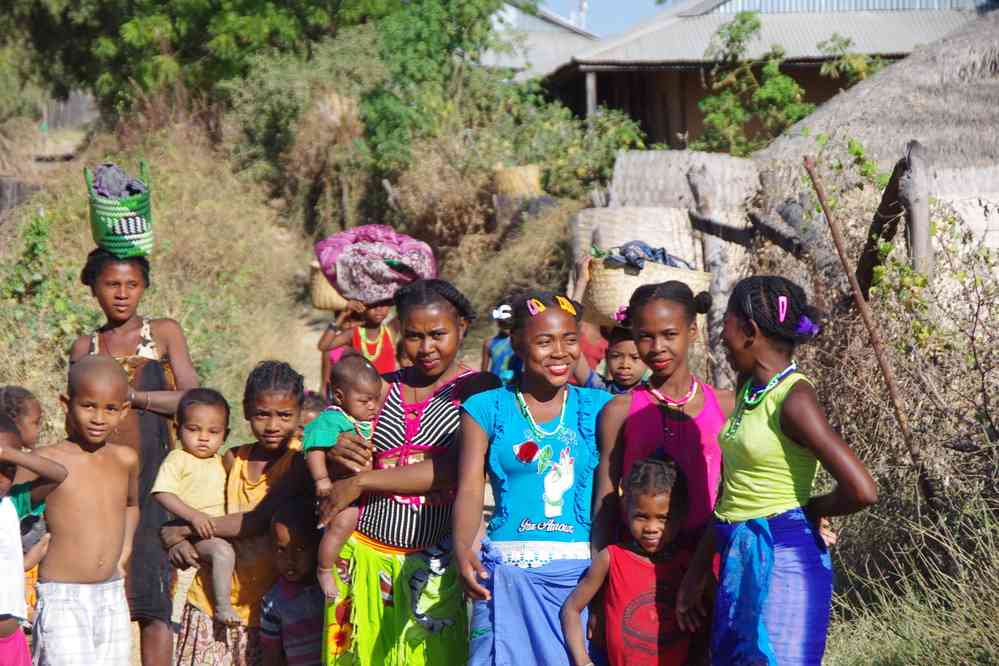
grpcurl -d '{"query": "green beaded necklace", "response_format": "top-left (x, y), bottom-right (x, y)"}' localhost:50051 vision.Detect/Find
top-left (515, 388), bottom-right (568, 438)
top-left (723, 362), bottom-right (798, 439)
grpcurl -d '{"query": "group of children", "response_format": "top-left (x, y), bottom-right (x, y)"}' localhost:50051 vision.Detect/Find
top-left (0, 267), bottom-right (874, 666)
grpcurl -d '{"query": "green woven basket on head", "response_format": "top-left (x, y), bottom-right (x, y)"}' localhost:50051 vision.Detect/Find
top-left (85, 161), bottom-right (153, 259)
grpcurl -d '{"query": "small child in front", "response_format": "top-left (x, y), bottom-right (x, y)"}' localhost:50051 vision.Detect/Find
top-left (260, 502), bottom-right (325, 666)
top-left (32, 355), bottom-right (140, 665)
top-left (0, 414), bottom-right (67, 666)
top-left (151, 388), bottom-right (242, 625)
top-left (302, 354), bottom-right (381, 598)
top-left (561, 457), bottom-right (693, 666)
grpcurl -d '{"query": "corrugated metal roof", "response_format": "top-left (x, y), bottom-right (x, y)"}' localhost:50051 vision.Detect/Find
top-left (713, 0), bottom-right (987, 12)
top-left (572, 9), bottom-right (977, 64)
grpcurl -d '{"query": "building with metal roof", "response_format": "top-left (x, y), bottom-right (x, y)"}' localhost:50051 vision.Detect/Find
top-left (547, 0), bottom-right (994, 146)
top-left (484, 3), bottom-right (599, 81)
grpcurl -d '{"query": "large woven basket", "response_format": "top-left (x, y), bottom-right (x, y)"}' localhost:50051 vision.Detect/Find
top-left (85, 162), bottom-right (153, 258)
top-left (583, 259), bottom-right (712, 328)
top-left (310, 261), bottom-right (348, 311)
top-left (570, 207), bottom-right (704, 268)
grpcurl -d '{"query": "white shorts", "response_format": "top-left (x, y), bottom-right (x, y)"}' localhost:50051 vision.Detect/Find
top-left (32, 578), bottom-right (131, 666)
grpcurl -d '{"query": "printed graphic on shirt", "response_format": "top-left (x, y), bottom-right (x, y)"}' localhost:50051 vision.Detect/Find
top-left (622, 584), bottom-right (685, 657)
top-left (512, 439), bottom-right (576, 518)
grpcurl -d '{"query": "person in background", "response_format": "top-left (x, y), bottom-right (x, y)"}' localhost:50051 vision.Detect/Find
top-left (318, 300), bottom-right (399, 376)
top-left (318, 309), bottom-right (363, 399)
top-left (0, 414), bottom-right (68, 666)
top-left (562, 457), bottom-right (693, 666)
top-left (676, 276), bottom-right (877, 665)
top-left (70, 248), bottom-right (199, 666)
top-left (572, 324), bottom-right (648, 395)
top-left (480, 299), bottom-right (519, 384)
top-left (32, 356), bottom-right (139, 666)
top-left (260, 503), bottom-right (324, 666)
top-left (0, 386), bottom-right (48, 624)
top-left (572, 257), bottom-right (608, 373)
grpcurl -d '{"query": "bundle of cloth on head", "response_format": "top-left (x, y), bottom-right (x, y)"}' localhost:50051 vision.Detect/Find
top-left (85, 161), bottom-right (153, 258)
top-left (314, 224), bottom-right (436, 303)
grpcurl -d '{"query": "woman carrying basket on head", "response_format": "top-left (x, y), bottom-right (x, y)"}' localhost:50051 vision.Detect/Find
top-left (70, 162), bottom-right (199, 666)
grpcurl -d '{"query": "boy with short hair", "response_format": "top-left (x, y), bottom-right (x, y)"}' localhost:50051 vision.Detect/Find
top-left (0, 414), bottom-right (68, 666)
top-left (32, 355), bottom-right (140, 665)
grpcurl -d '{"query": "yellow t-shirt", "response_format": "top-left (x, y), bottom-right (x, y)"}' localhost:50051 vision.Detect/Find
top-left (185, 440), bottom-right (301, 627)
top-left (714, 373), bottom-right (819, 523)
top-left (151, 449), bottom-right (226, 517)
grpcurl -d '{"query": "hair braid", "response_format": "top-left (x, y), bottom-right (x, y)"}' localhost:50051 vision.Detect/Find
top-left (624, 456), bottom-right (687, 502)
top-left (728, 276), bottom-right (822, 345)
top-left (394, 279), bottom-right (476, 323)
top-left (243, 361), bottom-right (305, 408)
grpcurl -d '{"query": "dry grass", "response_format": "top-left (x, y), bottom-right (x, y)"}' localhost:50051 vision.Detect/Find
top-left (0, 124), bottom-right (306, 442)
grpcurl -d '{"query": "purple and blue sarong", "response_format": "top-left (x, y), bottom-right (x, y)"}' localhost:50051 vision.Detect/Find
top-left (711, 507), bottom-right (833, 666)
top-left (468, 539), bottom-right (591, 666)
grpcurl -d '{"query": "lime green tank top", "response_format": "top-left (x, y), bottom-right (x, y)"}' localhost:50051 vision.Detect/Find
top-left (714, 372), bottom-right (818, 522)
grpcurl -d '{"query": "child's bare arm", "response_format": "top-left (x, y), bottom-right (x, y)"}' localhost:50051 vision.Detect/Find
top-left (154, 491), bottom-right (216, 539)
top-left (306, 449), bottom-right (333, 496)
top-left (560, 547), bottom-right (611, 666)
top-left (118, 448), bottom-right (141, 577)
top-left (23, 533), bottom-right (51, 570)
top-left (0, 446), bottom-right (68, 505)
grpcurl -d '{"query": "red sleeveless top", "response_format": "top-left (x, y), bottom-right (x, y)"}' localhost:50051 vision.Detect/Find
top-left (351, 325), bottom-right (397, 375)
top-left (604, 544), bottom-right (692, 666)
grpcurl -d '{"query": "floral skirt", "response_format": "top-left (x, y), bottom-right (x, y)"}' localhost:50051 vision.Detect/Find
top-left (323, 532), bottom-right (467, 666)
top-left (175, 603), bottom-right (261, 666)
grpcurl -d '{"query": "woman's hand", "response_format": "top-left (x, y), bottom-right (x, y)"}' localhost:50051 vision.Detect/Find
top-left (326, 432), bottom-right (374, 476)
top-left (168, 540), bottom-right (201, 569)
top-left (160, 523), bottom-right (192, 550)
top-left (676, 563), bottom-right (710, 633)
top-left (456, 545), bottom-right (491, 601)
top-left (317, 476), bottom-right (363, 528)
top-left (818, 517), bottom-right (837, 547)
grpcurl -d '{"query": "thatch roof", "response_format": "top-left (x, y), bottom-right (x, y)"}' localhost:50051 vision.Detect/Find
top-left (755, 9), bottom-right (999, 177)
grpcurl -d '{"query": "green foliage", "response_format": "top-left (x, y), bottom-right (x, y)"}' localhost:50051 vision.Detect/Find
top-left (818, 33), bottom-right (884, 87)
top-left (1, 0), bottom-right (398, 114)
top-left (0, 213), bottom-right (102, 361)
top-left (692, 12), bottom-right (814, 156)
top-left (0, 43), bottom-right (46, 123)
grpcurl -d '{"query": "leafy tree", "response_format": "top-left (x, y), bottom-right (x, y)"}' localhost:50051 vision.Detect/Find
top-left (692, 11), bottom-right (814, 156)
top-left (0, 0), bottom-right (403, 114)
top-left (818, 33), bottom-right (884, 86)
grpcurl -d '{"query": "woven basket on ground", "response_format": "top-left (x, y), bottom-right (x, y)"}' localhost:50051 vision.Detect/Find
top-left (583, 259), bottom-right (712, 329)
top-left (310, 261), bottom-right (348, 311)
top-left (85, 161), bottom-right (153, 258)
top-left (494, 165), bottom-right (543, 198)
top-left (570, 207), bottom-right (704, 269)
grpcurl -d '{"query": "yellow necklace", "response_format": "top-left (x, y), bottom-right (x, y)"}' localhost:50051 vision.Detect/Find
top-left (359, 325), bottom-right (386, 362)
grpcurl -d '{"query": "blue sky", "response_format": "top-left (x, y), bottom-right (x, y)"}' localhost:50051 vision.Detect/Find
top-left (542, 1), bottom-right (666, 37)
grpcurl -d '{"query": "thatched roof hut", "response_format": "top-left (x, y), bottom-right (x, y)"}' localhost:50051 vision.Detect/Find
top-left (755, 9), bottom-right (999, 186)
top-left (754, 9), bottom-right (999, 243)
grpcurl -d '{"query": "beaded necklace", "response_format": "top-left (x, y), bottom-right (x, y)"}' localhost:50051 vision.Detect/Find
top-left (646, 376), bottom-right (699, 436)
top-left (723, 362), bottom-right (798, 439)
top-left (515, 388), bottom-right (568, 438)
top-left (359, 325), bottom-right (386, 363)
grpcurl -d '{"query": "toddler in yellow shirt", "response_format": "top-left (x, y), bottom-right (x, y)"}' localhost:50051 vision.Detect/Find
top-left (152, 388), bottom-right (241, 625)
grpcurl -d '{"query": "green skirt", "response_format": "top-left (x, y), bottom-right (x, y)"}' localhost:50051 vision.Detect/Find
top-left (323, 533), bottom-right (468, 666)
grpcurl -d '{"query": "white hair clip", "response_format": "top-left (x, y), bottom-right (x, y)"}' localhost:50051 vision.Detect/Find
top-left (492, 304), bottom-right (513, 321)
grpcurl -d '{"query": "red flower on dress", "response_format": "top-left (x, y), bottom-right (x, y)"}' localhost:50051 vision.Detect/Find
top-left (514, 441), bottom-right (540, 464)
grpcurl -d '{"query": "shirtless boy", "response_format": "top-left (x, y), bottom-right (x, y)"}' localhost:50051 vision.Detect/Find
top-left (33, 355), bottom-right (139, 666)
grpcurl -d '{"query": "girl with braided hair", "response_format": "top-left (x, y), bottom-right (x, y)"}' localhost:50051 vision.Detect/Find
top-left (677, 276), bottom-right (877, 665)
top-left (562, 457), bottom-right (693, 666)
top-left (314, 278), bottom-right (499, 665)
top-left (171, 361), bottom-right (309, 666)
top-left (455, 290), bottom-right (614, 666)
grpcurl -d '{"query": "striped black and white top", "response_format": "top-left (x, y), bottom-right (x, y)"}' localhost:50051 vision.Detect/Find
top-left (356, 370), bottom-right (472, 550)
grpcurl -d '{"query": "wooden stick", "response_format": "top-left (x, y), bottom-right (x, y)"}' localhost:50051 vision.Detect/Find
top-left (803, 156), bottom-right (938, 510)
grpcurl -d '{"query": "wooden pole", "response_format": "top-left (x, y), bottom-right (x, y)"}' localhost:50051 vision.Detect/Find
top-left (585, 71), bottom-right (597, 119)
top-left (803, 156), bottom-right (938, 510)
